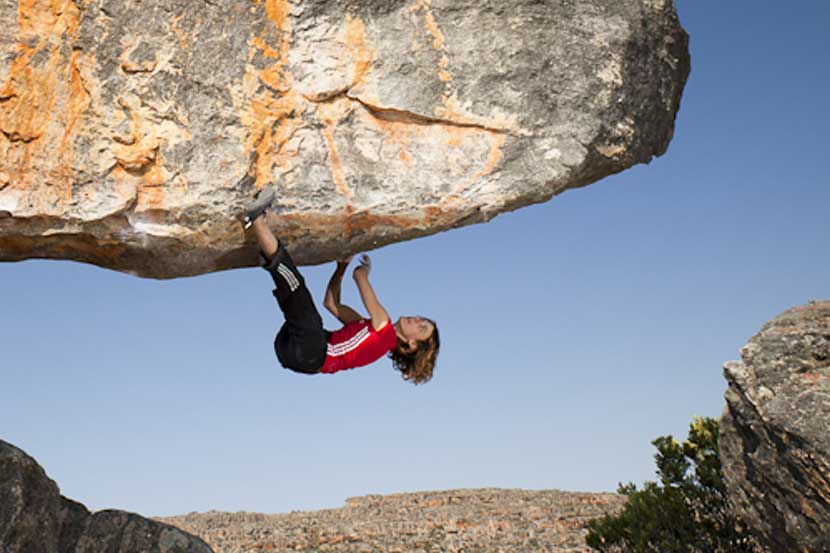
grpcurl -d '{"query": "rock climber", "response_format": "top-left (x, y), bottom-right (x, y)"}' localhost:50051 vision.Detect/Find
top-left (242, 185), bottom-right (439, 384)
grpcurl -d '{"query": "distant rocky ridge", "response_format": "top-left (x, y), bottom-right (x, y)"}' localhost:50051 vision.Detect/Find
top-left (0, 440), bottom-right (213, 553)
top-left (720, 300), bottom-right (830, 552)
top-left (159, 489), bottom-right (626, 553)
top-left (1, 438), bottom-right (625, 553)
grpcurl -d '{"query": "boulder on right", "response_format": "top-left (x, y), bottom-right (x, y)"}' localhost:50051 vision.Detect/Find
top-left (720, 301), bottom-right (830, 552)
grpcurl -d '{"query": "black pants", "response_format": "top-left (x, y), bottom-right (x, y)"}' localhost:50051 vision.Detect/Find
top-left (263, 243), bottom-right (328, 374)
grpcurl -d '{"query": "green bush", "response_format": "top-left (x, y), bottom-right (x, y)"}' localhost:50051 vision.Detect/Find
top-left (585, 417), bottom-right (760, 553)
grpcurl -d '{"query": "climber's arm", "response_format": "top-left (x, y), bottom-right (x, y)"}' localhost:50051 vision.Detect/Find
top-left (328, 303), bottom-right (363, 325)
top-left (353, 255), bottom-right (390, 331)
top-left (324, 260), bottom-right (363, 325)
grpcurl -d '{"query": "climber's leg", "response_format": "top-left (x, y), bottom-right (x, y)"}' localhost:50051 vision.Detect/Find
top-left (241, 182), bottom-right (326, 372)
top-left (264, 243), bottom-right (328, 373)
top-left (263, 242), bottom-right (321, 328)
top-left (252, 216), bottom-right (279, 261)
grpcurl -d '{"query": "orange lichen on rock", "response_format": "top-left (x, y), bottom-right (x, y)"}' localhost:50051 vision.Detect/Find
top-left (136, 157), bottom-right (168, 211)
top-left (108, 89), bottom-right (170, 212)
top-left (170, 14), bottom-right (190, 50)
top-left (357, 107), bottom-right (418, 155)
top-left (398, 147), bottom-right (414, 166)
top-left (341, 15), bottom-right (375, 89)
top-left (308, 15), bottom-right (375, 208)
top-left (263, 0), bottom-right (289, 29)
top-left (353, 104), bottom-right (505, 223)
top-left (409, 0), bottom-right (523, 134)
top-left (356, 104), bottom-right (502, 184)
top-left (0, 0), bottom-right (91, 206)
top-left (437, 91), bottom-right (523, 134)
top-left (420, 3), bottom-right (446, 50)
top-left (52, 46), bottom-right (94, 201)
top-left (437, 131), bottom-right (504, 214)
top-left (461, 132), bottom-right (504, 189)
top-left (411, 0), bottom-right (456, 111)
top-left (437, 55), bottom-right (452, 83)
top-left (316, 97), bottom-right (354, 199)
top-left (0, 48), bottom-right (53, 144)
top-left (241, 0), bottom-right (303, 184)
top-left (114, 137), bottom-right (159, 173)
top-left (112, 134), bottom-right (167, 212)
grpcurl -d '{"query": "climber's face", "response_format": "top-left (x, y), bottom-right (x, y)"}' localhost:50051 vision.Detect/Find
top-left (398, 316), bottom-right (434, 343)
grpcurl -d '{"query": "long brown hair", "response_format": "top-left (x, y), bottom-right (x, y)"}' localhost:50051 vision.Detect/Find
top-left (389, 319), bottom-right (439, 385)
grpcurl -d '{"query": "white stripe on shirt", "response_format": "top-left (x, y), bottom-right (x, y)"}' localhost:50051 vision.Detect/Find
top-left (327, 326), bottom-right (371, 357)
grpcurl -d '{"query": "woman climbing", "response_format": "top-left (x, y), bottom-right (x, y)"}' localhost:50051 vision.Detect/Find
top-left (243, 187), bottom-right (440, 384)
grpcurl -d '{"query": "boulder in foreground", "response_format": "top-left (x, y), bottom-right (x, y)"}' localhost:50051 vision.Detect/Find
top-left (720, 301), bottom-right (830, 552)
top-left (0, 440), bottom-right (213, 553)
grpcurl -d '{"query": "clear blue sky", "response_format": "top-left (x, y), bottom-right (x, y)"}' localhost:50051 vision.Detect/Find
top-left (2, 1), bottom-right (828, 518)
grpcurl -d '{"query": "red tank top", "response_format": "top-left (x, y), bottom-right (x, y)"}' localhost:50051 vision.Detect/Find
top-left (320, 319), bottom-right (398, 374)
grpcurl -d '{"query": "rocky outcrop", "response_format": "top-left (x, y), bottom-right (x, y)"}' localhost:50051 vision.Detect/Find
top-left (720, 301), bottom-right (830, 552)
top-left (0, 0), bottom-right (690, 278)
top-left (160, 488), bottom-right (626, 553)
top-left (0, 440), bottom-right (213, 553)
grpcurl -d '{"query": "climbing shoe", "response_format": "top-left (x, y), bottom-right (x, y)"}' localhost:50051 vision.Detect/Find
top-left (236, 172), bottom-right (256, 191)
top-left (243, 186), bottom-right (276, 229)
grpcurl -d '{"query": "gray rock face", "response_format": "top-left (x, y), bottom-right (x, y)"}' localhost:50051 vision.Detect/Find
top-left (0, 440), bottom-right (213, 553)
top-left (719, 301), bottom-right (830, 552)
top-left (0, 0), bottom-right (689, 278)
top-left (0, 440), bottom-right (63, 553)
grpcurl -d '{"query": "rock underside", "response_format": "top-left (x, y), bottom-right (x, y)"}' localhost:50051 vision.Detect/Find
top-left (719, 300), bottom-right (830, 553)
top-left (0, 440), bottom-right (213, 553)
top-left (159, 488), bottom-right (626, 553)
top-left (0, 0), bottom-right (689, 278)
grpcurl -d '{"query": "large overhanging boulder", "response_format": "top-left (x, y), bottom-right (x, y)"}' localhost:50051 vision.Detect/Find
top-left (720, 301), bottom-right (830, 552)
top-left (0, 0), bottom-right (689, 278)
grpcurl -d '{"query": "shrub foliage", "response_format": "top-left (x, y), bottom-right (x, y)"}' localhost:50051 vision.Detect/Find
top-left (585, 417), bottom-right (760, 553)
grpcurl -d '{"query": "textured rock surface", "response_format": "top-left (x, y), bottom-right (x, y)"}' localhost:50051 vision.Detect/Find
top-left (0, 0), bottom-right (689, 278)
top-left (160, 488), bottom-right (626, 552)
top-left (720, 301), bottom-right (830, 553)
top-left (0, 440), bottom-right (214, 553)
